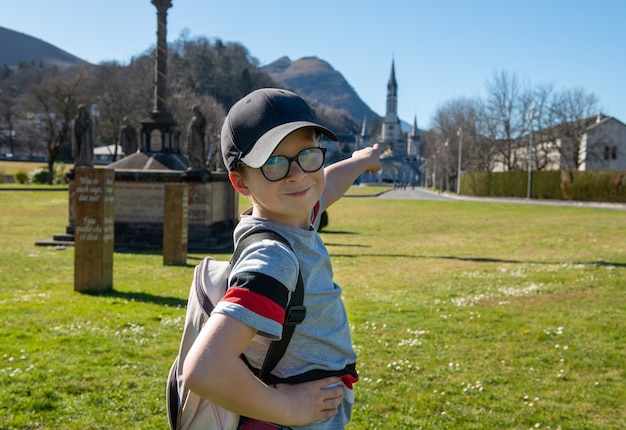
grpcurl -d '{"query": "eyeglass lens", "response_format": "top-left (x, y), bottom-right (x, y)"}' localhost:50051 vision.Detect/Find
top-left (261, 147), bottom-right (326, 181)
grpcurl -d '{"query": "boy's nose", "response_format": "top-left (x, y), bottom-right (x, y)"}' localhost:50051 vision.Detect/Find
top-left (285, 159), bottom-right (306, 179)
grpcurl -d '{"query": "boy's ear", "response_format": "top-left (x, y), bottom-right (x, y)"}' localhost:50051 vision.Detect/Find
top-left (229, 170), bottom-right (250, 196)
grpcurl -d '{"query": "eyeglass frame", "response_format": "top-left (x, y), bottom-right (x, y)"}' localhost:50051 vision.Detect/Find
top-left (242, 147), bottom-right (327, 182)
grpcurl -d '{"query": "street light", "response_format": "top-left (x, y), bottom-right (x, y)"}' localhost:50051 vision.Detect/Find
top-left (444, 139), bottom-right (449, 191)
top-left (457, 127), bottom-right (463, 194)
top-left (526, 107), bottom-right (535, 199)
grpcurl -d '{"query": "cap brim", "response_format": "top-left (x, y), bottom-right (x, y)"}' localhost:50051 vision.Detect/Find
top-left (240, 122), bottom-right (337, 168)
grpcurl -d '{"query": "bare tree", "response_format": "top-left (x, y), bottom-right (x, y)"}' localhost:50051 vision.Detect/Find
top-left (431, 97), bottom-right (485, 191)
top-left (548, 87), bottom-right (601, 170)
top-left (0, 87), bottom-right (17, 156)
top-left (21, 69), bottom-right (86, 183)
top-left (482, 70), bottom-right (531, 171)
top-left (526, 83), bottom-right (556, 171)
top-left (85, 61), bottom-right (136, 162)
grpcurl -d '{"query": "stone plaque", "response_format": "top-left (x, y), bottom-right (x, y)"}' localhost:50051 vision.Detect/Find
top-left (163, 183), bottom-right (188, 265)
top-left (114, 182), bottom-right (165, 223)
top-left (74, 167), bottom-right (115, 293)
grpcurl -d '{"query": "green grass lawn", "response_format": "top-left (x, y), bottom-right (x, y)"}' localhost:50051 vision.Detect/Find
top-left (0, 190), bottom-right (624, 429)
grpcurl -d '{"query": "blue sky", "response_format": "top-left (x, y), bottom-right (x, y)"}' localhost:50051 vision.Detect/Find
top-left (2, 0), bottom-right (624, 128)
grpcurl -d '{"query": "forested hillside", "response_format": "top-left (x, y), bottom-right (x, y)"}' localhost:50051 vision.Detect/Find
top-left (0, 27), bottom-right (377, 135)
top-left (0, 30), bottom-right (380, 169)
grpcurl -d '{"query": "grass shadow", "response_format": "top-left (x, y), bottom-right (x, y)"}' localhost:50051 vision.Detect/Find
top-left (319, 230), bottom-right (359, 235)
top-left (324, 242), bottom-right (371, 248)
top-left (331, 252), bottom-right (626, 268)
top-left (81, 289), bottom-right (187, 308)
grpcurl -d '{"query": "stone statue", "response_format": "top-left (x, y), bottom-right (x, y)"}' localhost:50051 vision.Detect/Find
top-left (186, 105), bottom-right (207, 169)
top-left (119, 117), bottom-right (138, 155)
top-left (206, 140), bottom-right (224, 171)
top-left (72, 104), bottom-right (94, 167)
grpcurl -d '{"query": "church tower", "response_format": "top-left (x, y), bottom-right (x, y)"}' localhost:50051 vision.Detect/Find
top-left (359, 115), bottom-right (370, 150)
top-left (407, 115), bottom-right (421, 158)
top-left (381, 59), bottom-right (402, 152)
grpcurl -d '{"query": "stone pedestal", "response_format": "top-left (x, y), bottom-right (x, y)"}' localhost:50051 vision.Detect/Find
top-left (163, 183), bottom-right (188, 265)
top-left (107, 157), bottom-right (237, 252)
top-left (74, 167), bottom-right (115, 293)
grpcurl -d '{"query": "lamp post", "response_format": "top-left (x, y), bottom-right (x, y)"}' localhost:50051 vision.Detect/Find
top-left (444, 139), bottom-right (450, 191)
top-left (456, 127), bottom-right (463, 194)
top-left (526, 107), bottom-right (535, 199)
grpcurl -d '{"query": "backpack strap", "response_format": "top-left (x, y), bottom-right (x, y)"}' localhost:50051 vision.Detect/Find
top-left (230, 230), bottom-right (306, 382)
top-left (193, 257), bottom-right (219, 317)
top-left (258, 269), bottom-right (304, 381)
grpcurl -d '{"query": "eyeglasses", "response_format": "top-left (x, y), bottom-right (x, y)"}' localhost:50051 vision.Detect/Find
top-left (259, 147), bottom-right (327, 181)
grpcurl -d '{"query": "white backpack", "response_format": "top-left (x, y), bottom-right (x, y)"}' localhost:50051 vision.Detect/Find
top-left (166, 230), bottom-right (305, 430)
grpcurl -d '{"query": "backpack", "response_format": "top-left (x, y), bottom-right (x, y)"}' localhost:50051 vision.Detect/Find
top-left (166, 230), bottom-right (306, 430)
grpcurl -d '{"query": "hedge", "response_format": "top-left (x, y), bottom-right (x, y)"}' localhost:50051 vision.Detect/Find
top-left (461, 169), bottom-right (626, 203)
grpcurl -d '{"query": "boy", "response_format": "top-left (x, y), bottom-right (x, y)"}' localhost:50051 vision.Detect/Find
top-left (183, 88), bottom-right (380, 429)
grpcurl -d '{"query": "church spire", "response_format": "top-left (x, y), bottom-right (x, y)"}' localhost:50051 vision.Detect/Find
top-left (410, 115), bottom-right (419, 137)
top-left (385, 58), bottom-right (398, 121)
top-left (387, 58), bottom-right (398, 98)
top-left (408, 114), bottom-right (421, 158)
top-left (382, 58), bottom-right (400, 144)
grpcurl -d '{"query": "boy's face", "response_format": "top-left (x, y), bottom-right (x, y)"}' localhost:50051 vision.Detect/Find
top-left (231, 128), bottom-right (325, 229)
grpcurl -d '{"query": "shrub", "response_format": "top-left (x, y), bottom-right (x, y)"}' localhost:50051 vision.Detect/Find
top-left (52, 163), bottom-right (68, 184)
top-left (14, 170), bottom-right (29, 184)
top-left (29, 167), bottom-right (49, 184)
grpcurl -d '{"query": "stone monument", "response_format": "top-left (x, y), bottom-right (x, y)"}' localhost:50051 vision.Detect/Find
top-left (185, 105), bottom-right (207, 170)
top-left (105, 0), bottom-right (237, 253)
top-left (73, 167), bottom-right (115, 293)
top-left (72, 104), bottom-right (94, 168)
top-left (119, 117), bottom-right (139, 156)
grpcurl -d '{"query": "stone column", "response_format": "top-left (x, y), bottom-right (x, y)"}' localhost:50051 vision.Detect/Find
top-left (151, 0), bottom-right (172, 114)
top-left (163, 183), bottom-right (188, 265)
top-left (74, 167), bottom-right (115, 293)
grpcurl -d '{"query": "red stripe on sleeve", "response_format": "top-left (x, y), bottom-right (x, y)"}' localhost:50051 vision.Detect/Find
top-left (222, 287), bottom-right (285, 324)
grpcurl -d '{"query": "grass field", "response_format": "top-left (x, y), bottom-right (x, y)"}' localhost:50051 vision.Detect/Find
top-left (0, 190), bottom-right (624, 429)
top-left (0, 161), bottom-right (67, 176)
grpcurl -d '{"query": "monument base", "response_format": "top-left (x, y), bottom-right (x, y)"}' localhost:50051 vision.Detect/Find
top-left (106, 160), bottom-right (237, 252)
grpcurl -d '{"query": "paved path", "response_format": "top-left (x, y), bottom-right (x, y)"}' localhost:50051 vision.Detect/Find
top-left (375, 187), bottom-right (455, 201)
top-left (377, 187), bottom-right (626, 211)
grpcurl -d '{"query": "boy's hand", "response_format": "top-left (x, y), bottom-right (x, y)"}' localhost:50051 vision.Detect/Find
top-left (352, 143), bottom-right (381, 173)
top-left (274, 377), bottom-right (344, 426)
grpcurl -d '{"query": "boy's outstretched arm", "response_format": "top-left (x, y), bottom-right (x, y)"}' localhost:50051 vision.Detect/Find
top-left (322, 144), bottom-right (381, 211)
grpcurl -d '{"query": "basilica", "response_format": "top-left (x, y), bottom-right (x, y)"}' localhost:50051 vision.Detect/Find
top-left (357, 60), bottom-right (423, 185)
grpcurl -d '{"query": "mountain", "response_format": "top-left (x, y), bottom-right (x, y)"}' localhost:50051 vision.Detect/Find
top-left (262, 56), bottom-right (380, 127)
top-left (0, 26), bottom-right (86, 68)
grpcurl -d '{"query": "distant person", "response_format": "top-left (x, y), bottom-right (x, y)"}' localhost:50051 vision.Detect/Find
top-left (183, 88), bottom-right (380, 429)
top-left (72, 104), bottom-right (93, 167)
top-left (119, 116), bottom-right (138, 156)
top-left (186, 105), bottom-right (207, 169)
